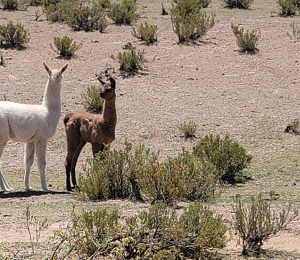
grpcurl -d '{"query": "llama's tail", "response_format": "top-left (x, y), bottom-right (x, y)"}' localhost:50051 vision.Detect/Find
top-left (64, 113), bottom-right (73, 126)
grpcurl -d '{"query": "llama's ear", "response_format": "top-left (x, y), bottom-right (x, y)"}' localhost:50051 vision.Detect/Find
top-left (61, 63), bottom-right (68, 74)
top-left (43, 62), bottom-right (52, 75)
top-left (109, 77), bottom-right (116, 89)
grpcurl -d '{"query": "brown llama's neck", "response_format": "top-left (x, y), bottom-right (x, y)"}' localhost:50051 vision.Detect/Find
top-left (102, 97), bottom-right (117, 126)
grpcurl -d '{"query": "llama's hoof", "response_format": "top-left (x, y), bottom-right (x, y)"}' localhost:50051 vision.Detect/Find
top-left (43, 188), bottom-right (51, 193)
top-left (25, 187), bottom-right (33, 191)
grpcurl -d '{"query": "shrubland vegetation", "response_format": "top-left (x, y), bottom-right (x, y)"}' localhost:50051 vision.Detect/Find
top-left (1, 0), bottom-right (300, 259)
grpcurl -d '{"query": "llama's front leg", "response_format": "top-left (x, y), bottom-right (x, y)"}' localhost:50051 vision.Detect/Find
top-left (35, 141), bottom-right (50, 192)
top-left (24, 142), bottom-right (35, 191)
top-left (0, 143), bottom-right (13, 191)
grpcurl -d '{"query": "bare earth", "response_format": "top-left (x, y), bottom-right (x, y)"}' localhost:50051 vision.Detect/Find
top-left (1, 0), bottom-right (300, 258)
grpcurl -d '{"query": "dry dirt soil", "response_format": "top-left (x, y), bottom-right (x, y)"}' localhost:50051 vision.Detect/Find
top-left (1, 0), bottom-right (300, 258)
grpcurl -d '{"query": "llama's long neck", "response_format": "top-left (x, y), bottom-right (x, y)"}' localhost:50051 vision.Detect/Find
top-left (102, 96), bottom-right (117, 128)
top-left (42, 79), bottom-right (61, 112)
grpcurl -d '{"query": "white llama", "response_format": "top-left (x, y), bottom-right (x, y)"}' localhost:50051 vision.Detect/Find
top-left (0, 62), bottom-right (68, 192)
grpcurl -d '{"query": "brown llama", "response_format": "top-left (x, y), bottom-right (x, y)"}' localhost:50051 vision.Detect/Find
top-left (63, 72), bottom-right (117, 191)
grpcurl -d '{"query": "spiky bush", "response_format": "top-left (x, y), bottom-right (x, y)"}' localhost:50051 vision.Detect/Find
top-left (53, 202), bottom-right (227, 259)
top-left (278, 0), bottom-right (298, 16)
top-left (224, 0), bottom-right (253, 9)
top-left (192, 134), bottom-right (252, 184)
top-left (232, 192), bottom-right (299, 256)
top-left (108, 0), bottom-right (138, 25)
top-left (231, 23), bottom-right (260, 53)
top-left (170, 0), bottom-right (215, 43)
top-left (0, 21), bottom-right (30, 48)
top-left (132, 22), bottom-right (158, 44)
top-left (51, 35), bottom-right (82, 57)
top-left (178, 120), bottom-right (197, 138)
top-left (81, 85), bottom-right (104, 113)
top-left (111, 47), bottom-right (147, 75)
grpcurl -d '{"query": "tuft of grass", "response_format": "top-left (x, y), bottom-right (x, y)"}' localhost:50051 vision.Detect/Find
top-left (278, 0), bottom-right (298, 16)
top-left (231, 23), bottom-right (260, 53)
top-left (50, 35), bottom-right (82, 58)
top-left (224, 0), bottom-right (254, 9)
top-left (132, 22), bottom-right (158, 45)
top-left (177, 120), bottom-right (197, 139)
top-left (288, 22), bottom-right (300, 40)
top-left (111, 46), bottom-right (147, 75)
top-left (81, 85), bottom-right (104, 113)
top-left (107, 0), bottom-right (138, 25)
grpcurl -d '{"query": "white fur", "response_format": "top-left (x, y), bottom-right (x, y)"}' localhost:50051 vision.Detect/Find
top-left (0, 62), bottom-right (68, 192)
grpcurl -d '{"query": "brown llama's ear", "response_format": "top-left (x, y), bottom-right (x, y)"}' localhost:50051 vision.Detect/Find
top-left (43, 62), bottom-right (52, 75)
top-left (60, 63), bottom-right (68, 74)
top-left (108, 76), bottom-right (116, 89)
top-left (98, 76), bottom-right (106, 85)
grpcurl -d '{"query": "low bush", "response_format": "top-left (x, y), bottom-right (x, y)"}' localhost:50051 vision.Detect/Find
top-left (285, 118), bottom-right (300, 135)
top-left (44, 0), bottom-right (74, 22)
top-left (170, 0), bottom-right (215, 43)
top-left (192, 134), bottom-right (252, 184)
top-left (224, 0), bottom-right (253, 9)
top-left (81, 85), bottom-right (104, 113)
top-left (278, 0), bottom-right (298, 16)
top-left (232, 192), bottom-right (299, 256)
top-left (111, 47), bottom-right (147, 75)
top-left (0, 21), bottom-right (30, 48)
top-left (231, 23), bottom-right (260, 53)
top-left (108, 0), bottom-right (138, 25)
top-left (177, 120), bottom-right (197, 138)
top-left (50, 35), bottom-right (82, 58)
top-left (1, 0), bottom-right (18, 9)
top-left (53, 202), bottom-right (227, 259)
top-left (132, 22), bottom-right (158, 44)
top-left (78, 141), bottom-right (221, 204)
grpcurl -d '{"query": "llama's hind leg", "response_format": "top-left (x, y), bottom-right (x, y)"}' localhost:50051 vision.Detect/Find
top-left (24, 142), bottom-right (35, 191)
top-left (65, 139), bottom-right (86, 191)
top-left (35, 141), bottom-right (49, 192)
top-left (0, 142), bottom-right (13, 191)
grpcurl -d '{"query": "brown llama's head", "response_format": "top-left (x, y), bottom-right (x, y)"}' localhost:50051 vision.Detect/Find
top-left (98, 69), bottom-right (116, 99)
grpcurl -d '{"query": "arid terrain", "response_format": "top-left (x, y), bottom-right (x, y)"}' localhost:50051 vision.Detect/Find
top-left (1, 0), bottom-right (300, 258)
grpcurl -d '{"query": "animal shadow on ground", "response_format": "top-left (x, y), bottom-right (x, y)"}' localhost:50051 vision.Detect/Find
top-left (0, 190), bottom-right (68, 198)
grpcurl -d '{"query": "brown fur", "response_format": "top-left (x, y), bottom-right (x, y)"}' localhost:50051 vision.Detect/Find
top-left (64, 75), bottom-right (117, 191)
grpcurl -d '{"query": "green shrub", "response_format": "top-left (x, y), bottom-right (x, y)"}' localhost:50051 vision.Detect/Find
top-left (224, 0), bottom-right (253, 9)
top-left (81, 85), bottom-right (104, 113)
top-left (170, 0), bottom-right (215, 43)
top-left (0, 21), bottom-right (30, 48)
top-left (90, 0), bottom-right (109, 32)
top-left (192, 134), bottom-right (252, 184)
top-left (111, 47), bottom-right (147, 75)
top-left (132, 22), bottom-right (158, 44)
top-left (278, 0), bottom-right (298, 16)
top-left (53, 202), bottom-right (227, 258)
top-left (108, 0), bottom-right (138, 25)
top-left (231, 23), bottom-right (260, 53)
top-left (232, 192), bottom-right (299, 256)
top-left (44, 0), bottom-right (74, 22)
top-left (136, 151), bottom-right (193, 204)
top-left (1, 0), bottom-right (18, 9)
top-left (177, 120), bottom-right (197, 138)
top-left (50, 35), bottom-right (82, 57)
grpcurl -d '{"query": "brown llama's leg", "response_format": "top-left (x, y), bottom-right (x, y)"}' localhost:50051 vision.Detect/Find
top-left (65, 136), bottom-right (86, 191)
top-left (92, 143), bottom-right (105, 157)
top-left (70, 140), bottom-right (86, 189)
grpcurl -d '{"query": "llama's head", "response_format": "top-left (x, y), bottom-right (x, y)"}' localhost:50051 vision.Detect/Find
top-left (43, 62), bottom-right (68, 84)
top-left (98, 69), bottom-right (116, 100)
